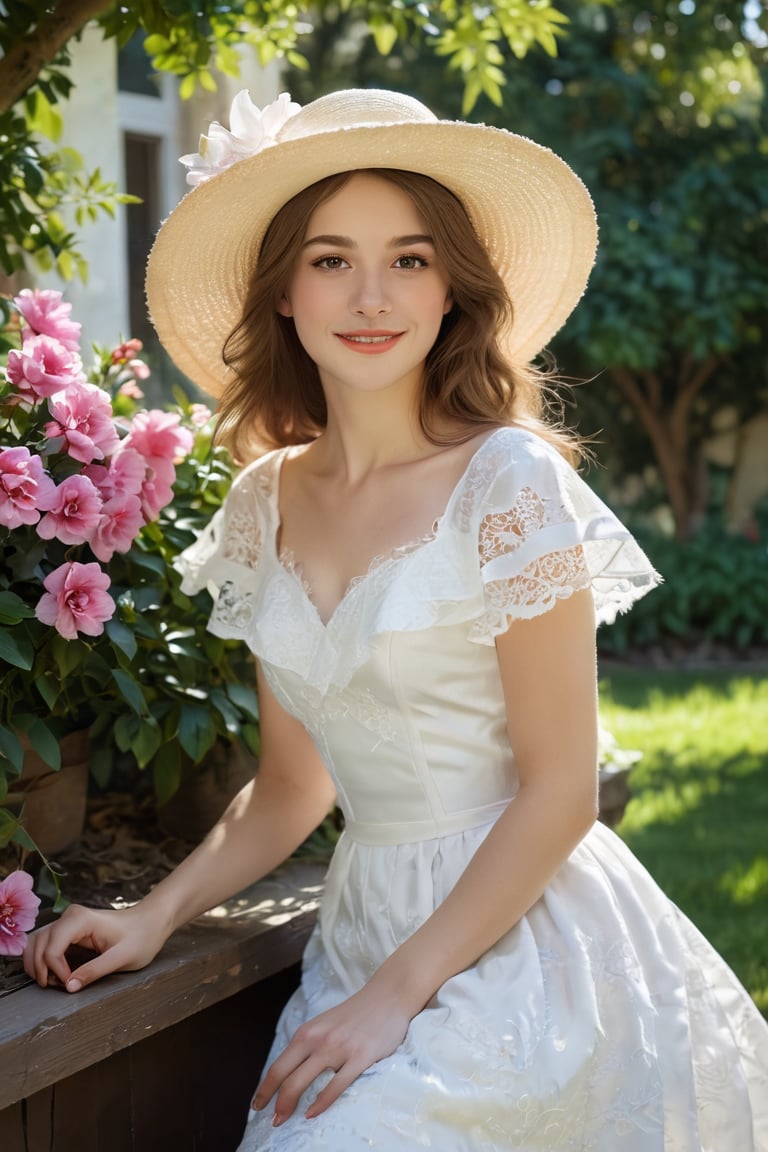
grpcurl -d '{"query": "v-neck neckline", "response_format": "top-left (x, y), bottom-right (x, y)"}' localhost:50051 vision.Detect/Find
top-left (270, 427), bottom-right (503, 629)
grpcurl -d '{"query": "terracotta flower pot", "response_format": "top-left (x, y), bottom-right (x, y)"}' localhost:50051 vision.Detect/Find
top-left (17, 729), bottom-right (90, 856)
top-left (157, 740), bottom-right (258, 843)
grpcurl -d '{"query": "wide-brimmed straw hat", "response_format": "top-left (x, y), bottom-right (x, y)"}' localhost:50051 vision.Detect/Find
top-left (146, 88), bottom-right (597, 397)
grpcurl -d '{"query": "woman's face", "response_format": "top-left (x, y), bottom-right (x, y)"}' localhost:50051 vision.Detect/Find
top-left (278, 172), bottom-right (452, 402)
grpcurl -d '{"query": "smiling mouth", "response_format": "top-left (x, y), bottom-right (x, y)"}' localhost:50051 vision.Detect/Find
top-left (335, 331), bottom-right (406, 356)
top-left (338, 332), bottom-right (403, 344)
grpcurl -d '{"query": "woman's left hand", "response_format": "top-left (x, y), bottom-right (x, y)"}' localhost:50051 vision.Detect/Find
top-left (253, 980), bottom-right (413, 1124)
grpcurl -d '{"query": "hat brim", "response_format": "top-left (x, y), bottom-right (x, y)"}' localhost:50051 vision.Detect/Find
top-left (146, 119), bottom-right (597, 397)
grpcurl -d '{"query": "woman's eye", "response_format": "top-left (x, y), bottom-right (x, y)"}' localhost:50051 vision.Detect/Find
top-left (313, 255), bottom-right (347, 270)
top-left (394, 254), bottom-right (428, 270)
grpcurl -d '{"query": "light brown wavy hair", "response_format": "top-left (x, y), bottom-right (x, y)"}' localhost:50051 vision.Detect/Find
top-left (217, 169), bottom-right (582, 464)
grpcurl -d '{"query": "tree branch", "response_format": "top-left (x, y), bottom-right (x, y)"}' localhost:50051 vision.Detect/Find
top-left (610, 365), bottom-right (692, 539)
top-left (0, 0), bottom-right (112, 114)
top-left (671, 354), bottom-right (719, 459)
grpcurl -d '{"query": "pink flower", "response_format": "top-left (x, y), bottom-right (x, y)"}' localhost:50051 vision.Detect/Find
top-left (0, 870), bottom-right (41, 957)
top-left (90, 493), bottom-right (145, 561)
top-left (190, 403), bottom-right (212, 427)
top-left (84, 446), bottom-right (146, 502)
top-left (5, 334), bottom-right (84, 400)
top-left (138, 466), bottom-right (176, 520)
top-left (14, 289), bottom-right (81, 352)
top-left (127, 358), bottom-right (150, 381)
top-left (36, 473), bottom-right (103, 545)
top-left (111, 338), bottom-right (143, 364)
top-left (0, 447), bottom-right (57, 529)
top-left (118, 380), bottom-right (145, 400)
top-left (44, 382), bottom-right (120, 464)
top-left (123, 409), bottom-right (194, 469)
top-left (35, 560), bottom-right (115, 639)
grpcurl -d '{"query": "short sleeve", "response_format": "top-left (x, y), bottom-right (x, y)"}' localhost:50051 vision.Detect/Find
top-left (174, 454), bottom-right (274, 598)
top-left (469, 429), bottom-right (661, 643)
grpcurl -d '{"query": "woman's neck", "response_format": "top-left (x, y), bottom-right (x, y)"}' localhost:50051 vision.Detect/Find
top-left (313, 390), bottom-right (434, 483)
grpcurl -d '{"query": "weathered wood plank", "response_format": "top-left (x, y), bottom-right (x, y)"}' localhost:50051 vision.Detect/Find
top-left (0, 859), bottom-right (324, 1111)
top-left (0, 967), bottom-right (301, 1152)
top-left (0, 1101), bottom-right (27, 1152)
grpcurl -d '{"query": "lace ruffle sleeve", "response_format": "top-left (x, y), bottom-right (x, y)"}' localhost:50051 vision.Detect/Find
top-left (470, 429), bottom-right (661, 644)
top-left (174, 458), bottom-right (270, 598)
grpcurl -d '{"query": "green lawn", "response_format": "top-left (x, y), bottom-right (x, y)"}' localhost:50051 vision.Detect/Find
top-left (598, 666), bottom-right (768, 1015)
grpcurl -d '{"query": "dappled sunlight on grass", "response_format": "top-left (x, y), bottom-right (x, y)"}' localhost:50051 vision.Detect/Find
top-left (719, 857), bottom-right (768, 906)
top-left (597, 668), bottom-right (768, 1015)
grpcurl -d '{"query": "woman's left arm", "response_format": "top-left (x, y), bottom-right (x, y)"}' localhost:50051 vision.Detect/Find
top-left (256, 587), bottom-right (599, 1124)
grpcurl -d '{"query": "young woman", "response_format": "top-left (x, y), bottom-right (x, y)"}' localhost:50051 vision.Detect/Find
top-left (24, 89), bottom-right (768, 1150)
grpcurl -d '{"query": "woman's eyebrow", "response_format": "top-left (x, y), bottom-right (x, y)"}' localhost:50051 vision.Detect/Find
top-left (302, 233), bottom-right (435, 248)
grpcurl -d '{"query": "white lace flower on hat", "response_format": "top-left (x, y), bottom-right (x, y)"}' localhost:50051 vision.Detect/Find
top-left (180, 91), bottom-right (302, 187)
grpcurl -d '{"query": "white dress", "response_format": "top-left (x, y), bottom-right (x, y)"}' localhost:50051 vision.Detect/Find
top-left (179, 426), bottom-right (768, 1151)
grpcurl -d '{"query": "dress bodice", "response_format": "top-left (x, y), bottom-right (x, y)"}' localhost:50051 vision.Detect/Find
top-left (178, 426), bottom-right (659, 842)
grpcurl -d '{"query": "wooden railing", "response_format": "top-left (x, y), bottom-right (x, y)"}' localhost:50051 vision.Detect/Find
top-left (0, 859), bottom-right (325, 1152)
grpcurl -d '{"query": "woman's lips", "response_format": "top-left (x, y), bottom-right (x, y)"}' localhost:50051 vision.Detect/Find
top-left (335, 331), bottom-right (404, 354)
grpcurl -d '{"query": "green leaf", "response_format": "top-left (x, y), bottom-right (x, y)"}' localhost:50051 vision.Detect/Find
top-left (0, 725), bottom-right (24, 773)
top-left (371, 20), bottom-right (399, 55)
top-left (143, 34), bottom-right (170, 55)
top-left (24, 89), bottom-right (63, 142)
top-left (111, 668), bottom-right (147, 715)
top-left (241, 722), bottom-right (261, 757)
top-left (153, 742), bottom-right (181, 806)
top-left (131, 719), bottom-right (163, 769)
top-left (0, 808), bottom-right (22, 849)
top-left (225, 682), bottom-right (259, 722)
top-left (105, 617), bottom-right (138, 660)
top-left (89, 744), bottom-right (114, 790)
top-left (178, 702), bottom-right (217, 762)
top-left (0, 591), bottom-right (36, 624)
top-left (11, 716), bottom-right (61, 771)
top-left (0, 628), bottom-right (34, 670)
top-left (113, 712), bottom-right (139, 753)
top-left (51, 634), bottom-right (87, 678)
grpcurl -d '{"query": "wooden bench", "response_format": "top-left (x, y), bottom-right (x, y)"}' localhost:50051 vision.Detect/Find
top-left (0, 859), bottom-right (325, 1152)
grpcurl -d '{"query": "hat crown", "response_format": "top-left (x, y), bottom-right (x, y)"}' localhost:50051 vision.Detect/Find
top-left (278, 89), bottom-right (438, 143)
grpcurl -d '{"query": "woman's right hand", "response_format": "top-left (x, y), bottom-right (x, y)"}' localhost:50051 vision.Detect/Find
top-left (23, 901), bottom-right (170, 992)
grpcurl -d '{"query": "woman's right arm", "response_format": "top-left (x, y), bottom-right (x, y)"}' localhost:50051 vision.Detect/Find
top-left (23, 662), bottom-right (336, 992)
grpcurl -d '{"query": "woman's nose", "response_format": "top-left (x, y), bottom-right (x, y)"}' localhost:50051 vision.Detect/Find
top-left (351, 271), bottom-right (391, 316)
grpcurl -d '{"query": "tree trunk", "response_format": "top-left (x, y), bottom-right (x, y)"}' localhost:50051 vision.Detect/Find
top-left (609, 358), bottom-right (718, 541)
top-left (0, 0), bottom-right (112, 114)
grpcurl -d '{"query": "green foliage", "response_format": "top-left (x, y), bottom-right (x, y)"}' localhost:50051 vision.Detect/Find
top-left (98, 0), bottom-right (570, 109)
top-left (598, 526), bottom-right (768, 654)
top-left (86, 395), bottom-right (260, 800)
top-left (0, 102), bottom-right (140, 281)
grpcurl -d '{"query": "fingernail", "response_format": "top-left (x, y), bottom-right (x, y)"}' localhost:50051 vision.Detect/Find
top-left (66, 978), bottom-right (82, 993)
top-left (272, 1113), bottom-right (283, 1127)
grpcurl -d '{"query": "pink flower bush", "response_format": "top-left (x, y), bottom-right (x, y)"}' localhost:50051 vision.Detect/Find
top-left (0, 870), bottom-right (41, 957)
top-left (35, 560), bottom-right (116, 639)
top-left (0, 288), bottom-right (194, 645)
top-left (0, 288), bottom-right (236, 866)
top-left (0, 447), bottom-right (57, 529)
